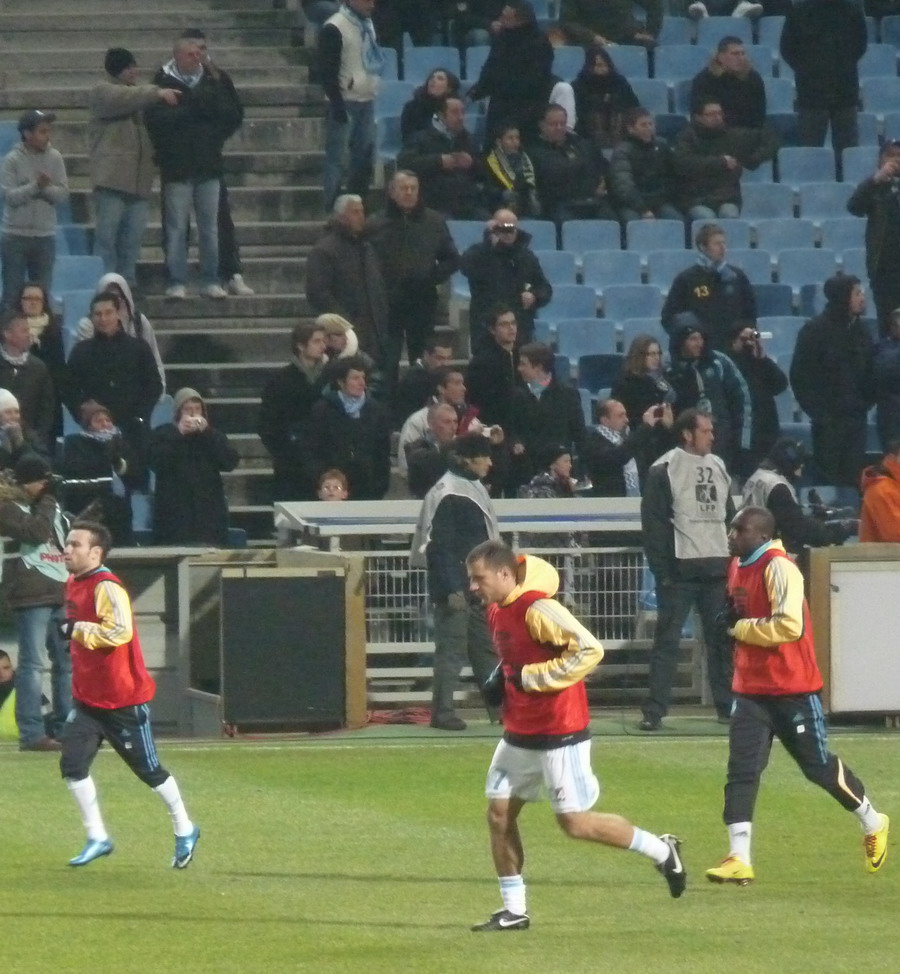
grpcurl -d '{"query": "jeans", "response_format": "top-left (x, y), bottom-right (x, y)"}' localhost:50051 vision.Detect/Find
top-left (323, 99), bottom-right (375, 212)
top-left (93, 187), bottom-right (149, 288)
top-left (643, 578), bottom-right (733, 721)
top-left (14, 604), bottom-right (72, 744)
top-left (163, 178), bottom-right (220, 286)
top-left (688, 203), bottom-right (741, 221)
top-left (431, 598), bottom-right (497, 721)
top-left (798, 106), bottom-right (858, 154)
top-left (1, 233), bottom-right (55, 310)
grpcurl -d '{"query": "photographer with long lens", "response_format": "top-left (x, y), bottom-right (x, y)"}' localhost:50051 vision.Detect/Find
top-left (0, 454), bottom-right (71, 751)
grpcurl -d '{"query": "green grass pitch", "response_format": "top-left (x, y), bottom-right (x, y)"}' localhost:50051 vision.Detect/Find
top-left (3, 729), bottom-right (898, 974)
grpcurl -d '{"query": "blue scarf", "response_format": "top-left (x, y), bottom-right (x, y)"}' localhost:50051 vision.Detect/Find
top-left (338, 390), bottom-right (366, 418)
top-left (697, 252), bottom-right (737, 284)
top-left (80, 427), bottom-right (127, 497)
top-left (341, 4), bottom-right (385, 77)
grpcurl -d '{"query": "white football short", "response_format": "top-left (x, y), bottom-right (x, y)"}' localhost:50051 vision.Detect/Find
top-left (484, 738), bottom-right (601, 814)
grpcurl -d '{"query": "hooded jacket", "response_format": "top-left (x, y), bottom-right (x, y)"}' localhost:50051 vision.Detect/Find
top-left (89, 74), bottom-right (160, 197)
top-left (0, 141), bottom-right (69, 237)
top-left (689, 61), bottom-right (767, 131)
top-left (76, 273), bottom-right (166, 390)
top-left (609, 132), bottom-right (679, 214)
top-left (847, 174), bottom-right (900, 279)
top-left (859, 454), bottom-right (900, 542)
top-left (572, 51), bottom-right (639, 144)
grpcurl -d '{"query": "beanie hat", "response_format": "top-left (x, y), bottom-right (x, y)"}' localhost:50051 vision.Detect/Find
top-left (105, 47), bottom-right (137, 78)
top-left (0, 389), bottom-right (19, 413)
top-left (79, 399), bottom-right (112, 430)
top-left (13, 454), bottom-right (52, 486)
top-left (315, 313), bottom-right (353, 336)
top-left (823, 273), bottom-right (860, 310)
top-left (453, 433), bottom-right (492, 459)
top-left (767, 437), bottom-right (807, 478)
top-left (542, 443), bottom-right (571, 469)
top-left (173, 387), bottom-right (203, 415)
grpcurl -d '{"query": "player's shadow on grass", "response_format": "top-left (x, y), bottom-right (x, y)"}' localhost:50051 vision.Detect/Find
top-left (219, 870), bottom-right (654, 889)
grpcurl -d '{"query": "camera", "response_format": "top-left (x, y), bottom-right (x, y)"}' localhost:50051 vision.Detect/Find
top-left (751, 330), bottom-right (761, 340)
top-left (495, 223), bottom-right (517, 232)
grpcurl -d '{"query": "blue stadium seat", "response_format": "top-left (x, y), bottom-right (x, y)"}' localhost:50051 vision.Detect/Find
top-left (374, 81), bottom-right (414, 120)
top-left (755, 217), bottom-right (816, 252)
top-left (728, 248), bottom-right (774, 285)
top-left (690, 217), bottom-right (751, 249)
top-left (554, 354), bottom-right (572, 384)
top-left (578, 387), bottom-right (594, 425)
top-left (151, 394), bottom-right (175, 429)
top-left (561, 220), bottom-right (621, 255)
top-left (578, 353), bottom-right (626, 395)
top-left (861, 76), bottom-right (900, 116)
top-left (625, 219), bottom-right (686, 254)
top-left (858, 112), bottom-right (879, 146)
top-left (519, 219), bottom-right (557, 251)
top-left (741, 160), bottom-right (775, 183)
top-left (777, 146), bottom-right (836, 188)
top-left (882, 14), bottom-right (900, 48)
top-left (777, 57), bottom-right (794, 83)
top-left (866, 15), bottom-right (878, 43)
top-left (620, 317), bottom-right (667, 352)
top-left (757, 16), bottom-right (785, 48)
top-left (446, 219), bottom-right (484, 252)
top-left (654, 45), bottom-right (708, 83)
top-left (819, 217), bottom-right (866, 251)
top-left (750, 44), bottom-right (776, 78)
top-left (602, 284), bottom-right (664, 320)
top-left (376, 115), bottom-right (402, 165)
top-left (61, 289), bottom-right (95, 357)
top-left (534, 249), bottom-right (577, 284)
top-left (52, 255), bottom-right (104, 302)
top-left (841, 145), bottom-right (878, 187)
top-left (533, 319), bottom-right (553, 344)
top-left (402, 46), bottom-right (461, 84)
top-left (740, 182), bottom-right (795, 219)
top-left (60, 225), bottom-right (91, 255)
top-left (753, 282), bottom-right (794, 316)
top-left (653, 113), bottom-right (689, 143)
top-left (763, 78), bottom-right (794, 114)
top-left (758, 316), bottom-right (804, 359)
top-left (381, 47), bottom-right (399, 81)
top-left (773, 387), bottom-right (797, 425)
top-left (464, 45), bottom-right (490, 81)
top-left (671, 79), bottom-right (693, 116)
top-left (581, 250), bottom-right (643, 294)
top-left (645, 249), bottom-right (696, 290)
top-left (556, 318), bottom-right (618, 358)
top-left (657, 15), bottom-right (692, 46)
top-left (450, 270), bottom-right (470, 301)
top-left (608, 46), bottom-right (648, 79)
top-left (798, 282), bottom-right (825, 318)
top-left (0, 121), bottom-right (19, 158)
top-left (797, 182), bottom-right (855, 221)
top-left (858, 44), bottom-right (898, 79)
top-left (696, 16), bottom-right (753, 49)
top-left (536, 284), bottom-right (597, 323)
top-left (630, 78), bottom-right (670, 115)
top-left (54, 226), bottom-right (70, 256)
top-left (776, 248), bottom-right (838, 293)
top-left (766, 112), bottom-right (800, 148)
top-left (553, 46), bottom-right (584, 81)
top-left (841, 247), bottom-right (867, 279)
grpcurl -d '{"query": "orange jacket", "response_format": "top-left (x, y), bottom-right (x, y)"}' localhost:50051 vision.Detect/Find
top-left (860, 454), bottom-right (900, 542)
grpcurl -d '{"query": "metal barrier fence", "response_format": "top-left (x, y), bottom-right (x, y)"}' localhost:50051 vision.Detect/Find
top-left (359, 545), bottom-right (707, 708)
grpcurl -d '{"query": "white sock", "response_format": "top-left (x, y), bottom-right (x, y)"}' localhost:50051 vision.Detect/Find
top-left (854, 797), bottom-right (882, 834)
top-left (629, 828), bottom-right (669, 865)
top-left (66, 776), bottom-right (109, 842)
top-left (727, 821), bottom-right (752, 863)
top-left (499, 874), bottom-right (527, 916)
top-left (153, 775), bottom-right (193, 837)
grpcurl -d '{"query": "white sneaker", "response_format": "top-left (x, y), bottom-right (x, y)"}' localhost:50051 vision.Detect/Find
top-left (227, 274), bottom-right (254, 296)
top-left (687, 2), bottom-right (708, 18)
top-left (733, 0), bottom-right (763, 16)
top-left (201, 283), bottom-right (228, 299)
top-left (165, 284), bottom-right (187, 299)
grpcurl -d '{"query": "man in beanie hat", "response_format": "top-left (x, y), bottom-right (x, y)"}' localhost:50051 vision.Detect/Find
top-left (0, 452), bottom-right (71, 751)
top-left (89, 48), bottom-right (182, 288)
top-left (411, 433), bottom-right (500, 730)
top-left (791, 273), bottom-right (875, 489)
top-left (0, 109), bottom-right (68, 309)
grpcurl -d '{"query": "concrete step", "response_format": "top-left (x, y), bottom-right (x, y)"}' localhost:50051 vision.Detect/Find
top-left (142, 293), bottom-right (311, 318)
top-left (164, 361), bottom-right (282, 396)
top-left (141, 256), bottom-right (306, 295)
top-left (223, 467), bottom-right (274, 507)
top-left (0, 29), bottom-right (294, 50)
top-left (0, 11), bottom-right (294, 31)
top-left (159, 327), bottom-right (292, 362)
top-left (0, 46), bottom-right (308, 72)
top-left (229, 433), bottom-right (269, 460)
top-left (11, 65), bottom-right (310, 87)
top-left (203, 396), bottom-right (261, 435)
top-left (2, 0), bottom-right (284, 10)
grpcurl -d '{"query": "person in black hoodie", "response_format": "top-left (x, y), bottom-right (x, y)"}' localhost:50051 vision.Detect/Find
top-left (400, 68), bottom-right (461, 143)
top-left (144, 37), bottom-right (243, 298)
top-left (466, 306), bottom-right (522, 431)
top-left (610, 108), bottom-right (683, 224)
top-left (397, 96), bottom-right (487, 220)
top-left (466, 0), bottom-right (554, 145)
top-left (790, 273), bottom-right (875, 487)
top-left (366, 170), bottom-right (459, 393)
top-left (690, 36), bottom-right (767, 132)
top-left (780, 0), bottom-right (867, 152)
top-left (572, 45), bottom-right (639, 151)
top-left (303, 355), bottom-right (391, 500)
top-left (459, 208), bottom-right (552, 349)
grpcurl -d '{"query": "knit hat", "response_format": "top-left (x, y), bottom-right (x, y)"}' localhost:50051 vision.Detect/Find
top-left (79, 399), bottom-right (112, 430)
top-left (823, 273), bottom-right (861, 310)
top-left (0, 389), bottom-right (19, 413)
top-left (453, 433), bottom-right (493, 459)
top-left (18, 110), bottom-right (56, 132)
top-left (173, 387), bottom-right (203, 415)
top-left (315, 313), bottom-right (353, 336)
top-left (104, 47), bottom-right (137, 78)
top-left (13, 454), bottom-right (52, 486)
top-left (542, 443), bottom-right (571, 469)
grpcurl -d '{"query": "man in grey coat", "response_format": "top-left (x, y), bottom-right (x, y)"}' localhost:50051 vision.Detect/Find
top-left (89, 48), bottom-right (182, 288)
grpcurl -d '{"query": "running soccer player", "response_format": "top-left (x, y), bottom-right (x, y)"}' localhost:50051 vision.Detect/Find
top-left (706, 506), bottom-right (889, 885)
top-left (58, 520), bottom-right (200, 868)
top-left (465, 540), bottom-right (686, 932)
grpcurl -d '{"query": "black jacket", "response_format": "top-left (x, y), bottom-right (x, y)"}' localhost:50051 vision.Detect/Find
top-left (874, 335), bottom-right (900, 448)
top-left (728, 349), bottom-right (788, 461)
top-left (847, 176), bottom-right (900, 278)
top-left (394, 361), bottom-right (436, 428)
top-left (459, 229), bottom-right (552, 345)
top-left (582, 424), bottom-right (654, 497)
top-left (149, 422), bottom-right (239, 546)
top-left (528, 133), bottom-right (611, 221)
top-left (405, 436), bottom-right (448, 499)
top-left (304, 389), bottom-right (391, 500)
top-left (145, 65), bottom-right (243, 182)
top-left (661, 263), bottom-right (757, 352)
top-left (507, 379), bottom-right (586, 481)
top-left (572, 70), bottom-right (639, 144)
top-left (780, 0), bottom-right (867, 110)
top-left (689, 67), bottom-right (767, 131)
top-left (466, 340), bottom-right (522, 430)
top-left (396, 125), bottom-right (483, 219)
top-left (0, 354), bottom-right (55, 453)
top-left (609, 135), bottom-right (679, 214)
top-left (59, 431), bottom-right (135, 545)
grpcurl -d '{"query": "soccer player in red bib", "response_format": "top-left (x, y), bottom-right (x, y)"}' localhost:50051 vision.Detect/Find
top-left (706, 506), bottom-right (889, 886)
top-left (58, 520), bottom-right (200, 868)
top-left (465, 540), bottom-right (686, 932)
